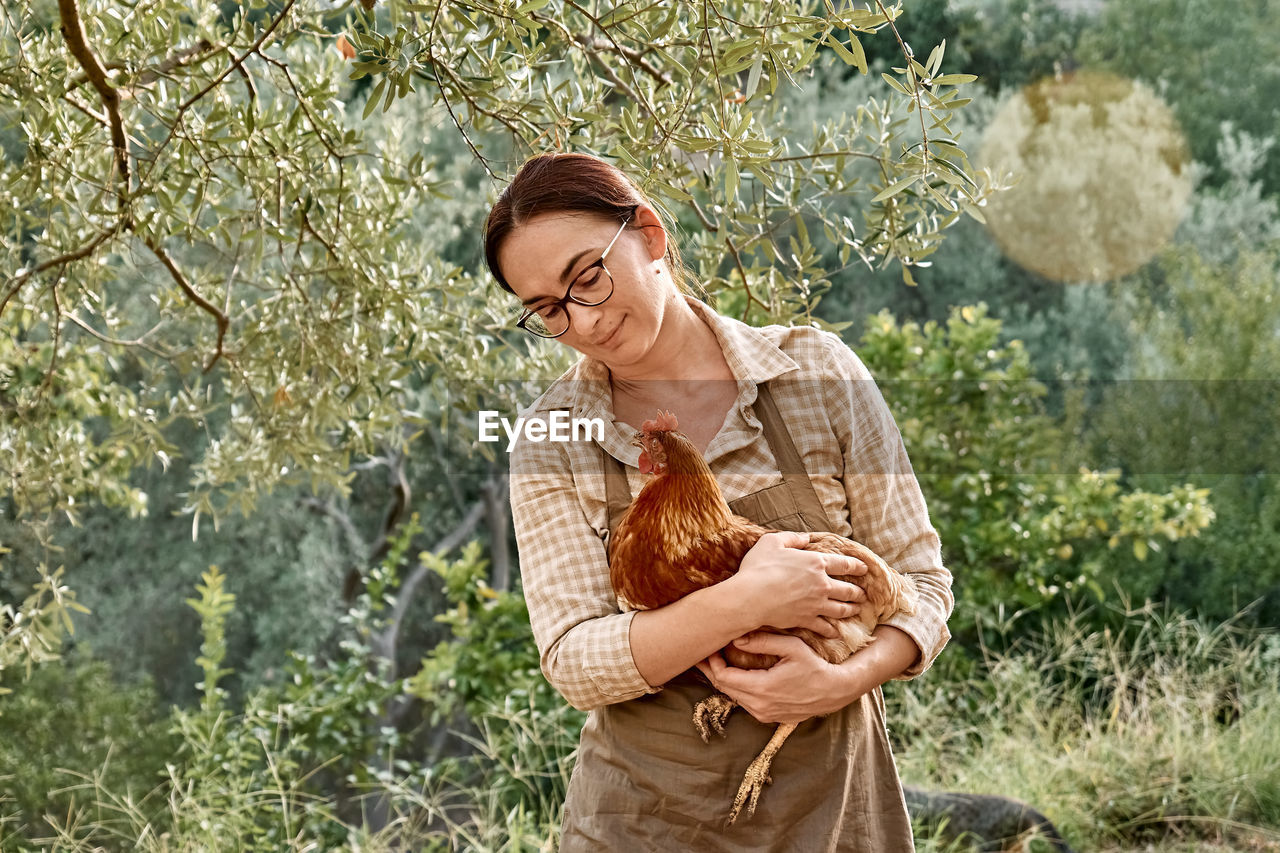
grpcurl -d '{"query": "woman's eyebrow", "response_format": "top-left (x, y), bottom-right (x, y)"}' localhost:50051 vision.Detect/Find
top-left (519, 248), bottom-right (598, 307)
top-left (559, 248), bottom-right (595, 283)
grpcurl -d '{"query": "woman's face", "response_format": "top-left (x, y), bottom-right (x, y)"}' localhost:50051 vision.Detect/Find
top-left (498, 208), bottom-right (676, 368)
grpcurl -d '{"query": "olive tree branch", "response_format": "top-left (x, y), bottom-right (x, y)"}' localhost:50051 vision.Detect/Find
top-left (56, 0), bottom-right (131, 207)
top-left (61, 92), bottom-right (107, 127)
top-left (141, 236), bottom-right (230, 373)
top-left (175, 0), bottom-right (293, 116)
top-left (425, 0), bottom-right (498, 179)
top-left (871, 0), bottom-right (928, 171)
top-left (700, 0), bottom-right (729, 134)
top-left (571, 34), bottom-right (649, 115)
top-left (570, 32), bottom-right (673, 91)
top-left (725, 236), bottom-right (766, 321)
top-left (41, 275), bottom-right (66, 397)
top-left (562, 0), bottom-right (665, 118)
top-left (773, 149), bottom-right (884, 164)
top-left (140, 0), bottom-right (297, 187)
top-left (258, 52), bottom-right (346, 162)
top-left (66, 38), bottom-right (218, 92)
top-left (688, 197), bottom-right (720, 232)
top-left (2, 222), bottom-right (125, 319)
top-left (133, 39), bottom-right (218, 85)
top-left (373, 496), bottom-right (488, 668)
top-left (64, 310), bottom-right (175, 359)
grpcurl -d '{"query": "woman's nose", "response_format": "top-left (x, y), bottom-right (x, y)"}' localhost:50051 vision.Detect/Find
top-left (568, 301), bottom-right (606, 337)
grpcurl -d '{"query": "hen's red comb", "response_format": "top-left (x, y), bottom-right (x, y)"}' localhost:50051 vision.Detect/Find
top-left (639, 410), bottom-right (679, 433)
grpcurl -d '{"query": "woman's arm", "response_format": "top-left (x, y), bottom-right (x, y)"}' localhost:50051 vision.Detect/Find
top-left (511, 431), bottom-right (655, 711)
top-left (824, 337), bottom-right (953, 679)
top-left (693, 334), bottom-right (952, 720)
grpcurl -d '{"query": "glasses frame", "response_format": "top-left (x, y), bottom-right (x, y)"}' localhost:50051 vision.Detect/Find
top-left (515, 210), bottom-right (634, 339)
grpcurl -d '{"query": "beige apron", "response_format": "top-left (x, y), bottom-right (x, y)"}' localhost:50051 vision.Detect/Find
top-left (558, 385), bottom-right (915, 852)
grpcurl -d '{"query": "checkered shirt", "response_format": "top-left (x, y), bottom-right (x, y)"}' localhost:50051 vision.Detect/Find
top-left (508, 296), bottom-right (953, 711)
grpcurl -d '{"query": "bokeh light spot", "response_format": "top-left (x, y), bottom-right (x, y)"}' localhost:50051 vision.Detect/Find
top-left (978, 71), bottom-right (1192, 283)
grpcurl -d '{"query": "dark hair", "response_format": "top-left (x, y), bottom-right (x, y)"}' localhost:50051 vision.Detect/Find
top-left (484, 152), bottom-right (693, 295)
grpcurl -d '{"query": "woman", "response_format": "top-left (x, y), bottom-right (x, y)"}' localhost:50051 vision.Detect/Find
top-left (486, 152), bottom-right (952, 851)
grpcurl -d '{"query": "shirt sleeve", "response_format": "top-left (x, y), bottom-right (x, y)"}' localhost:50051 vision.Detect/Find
top-left (822, 336), bottom-right (953, 679)
top-left (509, 428), bottom-right (662, 711)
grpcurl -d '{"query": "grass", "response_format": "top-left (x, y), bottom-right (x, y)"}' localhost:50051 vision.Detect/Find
top-left (892, 601), bottom-right (1280, 852)
top-left (5, 602), bottom-right (1277, 851)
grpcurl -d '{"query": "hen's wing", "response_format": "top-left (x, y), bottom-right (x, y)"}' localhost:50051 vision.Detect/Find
top-left (803, 531), bottom-right (917, 633)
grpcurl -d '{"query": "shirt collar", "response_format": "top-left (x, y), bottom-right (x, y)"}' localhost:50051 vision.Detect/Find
top-left (686, 296), bottom-right (799, 385)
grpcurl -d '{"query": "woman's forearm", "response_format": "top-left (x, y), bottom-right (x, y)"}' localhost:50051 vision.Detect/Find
top-left (629, 577), bottom-right (758, 687)
top-left (834, 624), bottom-right (921, 698)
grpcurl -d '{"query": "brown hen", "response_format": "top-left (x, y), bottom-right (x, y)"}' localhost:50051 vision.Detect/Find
top-left (608, 410), bottom-right (917, 824)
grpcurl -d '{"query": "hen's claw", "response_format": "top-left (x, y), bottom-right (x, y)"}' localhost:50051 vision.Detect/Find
top-left (728, 753), bottom-right (775, 825)
top-left (692, 693), bottom-right (737, 743)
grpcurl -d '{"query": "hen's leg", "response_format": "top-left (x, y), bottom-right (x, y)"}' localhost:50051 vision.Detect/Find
top-left (692, 692), bottom-right (737, 742)
top-left (728, 722), bottom-right (798, 824)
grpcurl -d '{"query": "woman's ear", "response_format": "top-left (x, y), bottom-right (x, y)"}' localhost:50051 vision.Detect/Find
top-left (632, 204), bottom-right (668, 263)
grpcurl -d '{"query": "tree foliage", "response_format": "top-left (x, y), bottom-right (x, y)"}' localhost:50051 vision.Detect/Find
top-left (857, 304), bottom-right (1213, 633)
top-left (1084, 241), bottom-right (1280, 624)
top-left (1076, 0), bottom-right (1280, 195)
top-left (1, 0), bottom-right (993, 674)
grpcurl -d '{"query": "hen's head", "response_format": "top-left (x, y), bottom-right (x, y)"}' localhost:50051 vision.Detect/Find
top-left (633, 410), bottom-right (681, 475)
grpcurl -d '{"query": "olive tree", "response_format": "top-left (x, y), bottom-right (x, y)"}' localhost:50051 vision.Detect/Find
top-left (1, 0), bottom-right (992, 674)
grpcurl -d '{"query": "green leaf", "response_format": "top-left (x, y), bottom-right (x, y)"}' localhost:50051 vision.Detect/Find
top-left (881, 72), bottom-right (911, 95)
top-left (847, 35), bottom-right (867, 75)
top-left (926, 40), bottom-right (946, 77)
top-left (725, 157), bottom-right (739, 205)
top-left (363, 77), bottom-right (387, 120)
top-left (932, 74), bottom-right (978, 86)
top-left (871, 174), bottom-right (921, 203)
top-left (827, 32), bottom-right (865, 73)
top-left (383, 73), bottom-right (397, 112)
top-left (745, 53), bottom-right (764, 100)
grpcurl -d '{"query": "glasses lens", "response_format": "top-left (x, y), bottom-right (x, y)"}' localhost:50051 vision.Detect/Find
top-left (570, 265), bottom-right (613, 306)
top-left (523, 305), bottom-right (568, 338)
top-left (515, 261), bottom-right (616, 339)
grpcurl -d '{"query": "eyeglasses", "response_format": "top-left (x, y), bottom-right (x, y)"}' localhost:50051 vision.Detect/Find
top-left (515, 212), bottom-right (632, 339)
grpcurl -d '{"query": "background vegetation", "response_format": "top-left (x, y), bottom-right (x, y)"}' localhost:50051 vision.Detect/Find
top-left (3, 0), bottom-right (1278, 850)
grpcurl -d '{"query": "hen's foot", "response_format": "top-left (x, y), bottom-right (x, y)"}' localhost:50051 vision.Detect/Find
top-left (727, 752), bottom-right (775, 825)
top-left (692, 693), bottom-right (737, 743)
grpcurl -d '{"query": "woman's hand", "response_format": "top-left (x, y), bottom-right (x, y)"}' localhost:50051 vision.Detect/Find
top-left (695, 626), bottom-right (922, 723)
top-left (695, 632), bottom-right (865, 723)
top-left (729, 531), bottom-right (867, 638)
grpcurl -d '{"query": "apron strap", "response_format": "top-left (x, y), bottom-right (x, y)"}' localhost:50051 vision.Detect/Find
top-left (601, 382), bottom-right (836, 551)
top-left (603, 447), bottom-right (632, 547)
top-left (734, 383), bottom-right (836, 534)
